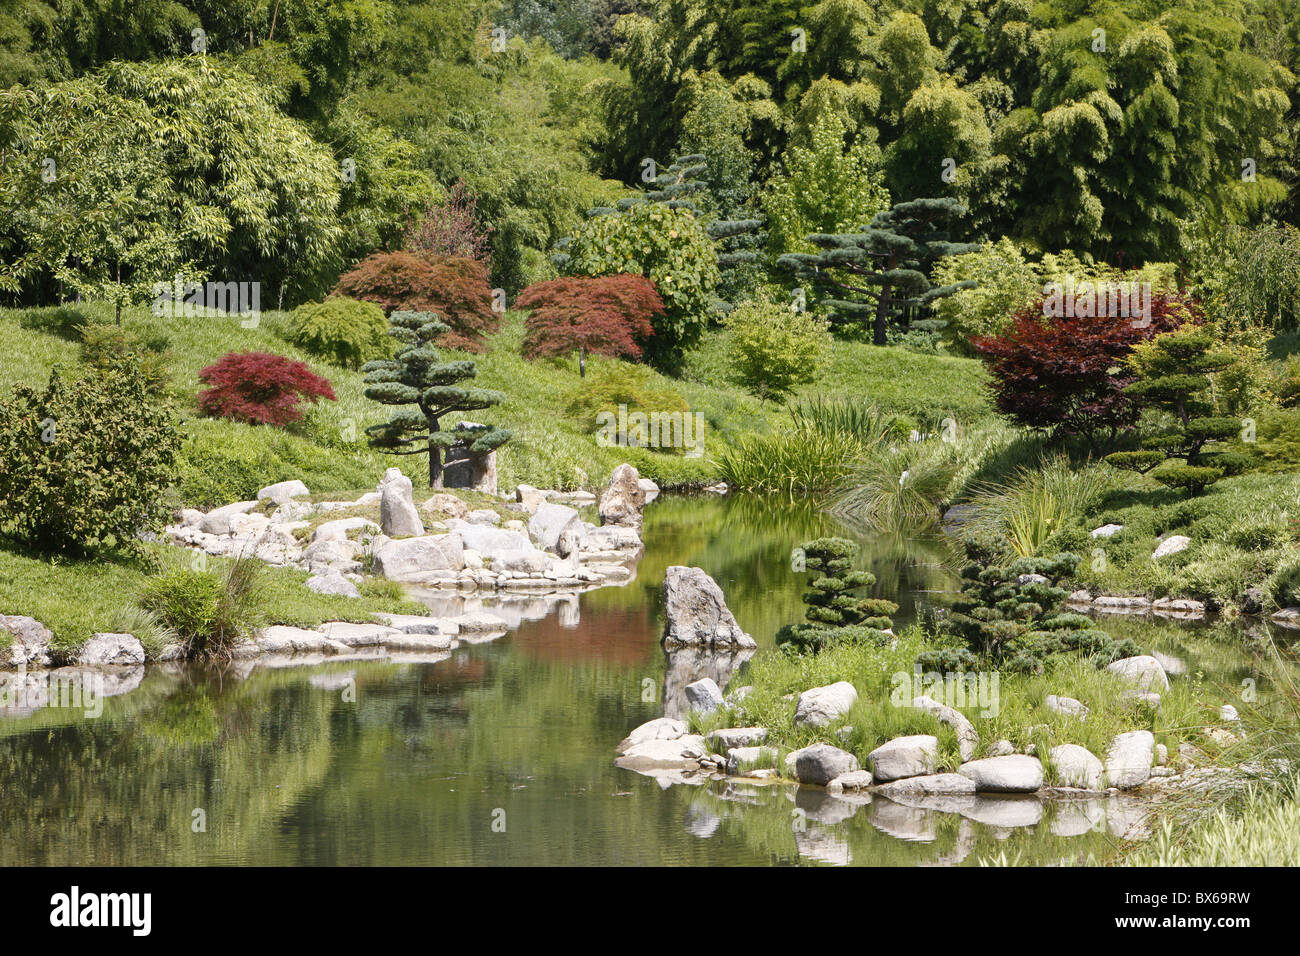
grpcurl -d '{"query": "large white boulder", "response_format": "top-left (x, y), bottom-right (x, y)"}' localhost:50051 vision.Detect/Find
top-left (78, 633), bottom-right (146, 667)
top-left (1, 615), bottom-right (54, 668)
top-left (616, 717), bottom-right (688, 755)
top-left (795, 681), bottom-right (859, 728)
top-left (446, 522), bottom-right (534, 558)
top-left (1049, 744), bottom-right (1105, 790)
top-left (257, 480), bottom-right (310, 505)
top-left (1106, 655), bottom-right (1170, 692)
top-left (529, 501), bottom-right (584, 555)
top-left (373, 533), bottom-right (465, 581)
top-left (957, 754), bottom-right (1044, 792)
top-left (379, 468), bottom-right (424, 537)
top-left (661, 566), bottom-right (755, 649)
top-left (1105, 730), bottom-right (1154, 790)
top-left (599, 463), bottom-right (646, 529)
top-left (200, 501), bottom-right (258, 535)
top-left (306, 571), bottom-right (361, 598)
top-left (685, 677), bottom-right (724, 714)
top-left (1152, 535), bottom-right (1191, 559)
top-left (868, 735), bottom-right (938, 782)
top-left (789, 743), bottom-right (860, 786)
top-left (615, 734), bottom-right (707, 770)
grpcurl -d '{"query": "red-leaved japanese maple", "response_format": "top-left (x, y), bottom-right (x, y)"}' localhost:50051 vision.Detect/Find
top-left (198, 351), bottom-right (336, 426)
top-left (517, 274), bottom-right (663, 374)
top-left (333, 251), bottom-right (498, 352)
top-left (972, 293), bottom-right (1197, 444)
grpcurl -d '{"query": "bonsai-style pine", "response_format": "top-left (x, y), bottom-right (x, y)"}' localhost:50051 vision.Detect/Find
top-left (1104, 325), bottom-right (1248, 496)
top-left (777, 197), bottom-right (978, 345)
top-left (516, 274), bottom-right (663, 375)
top-left (776, 537), bottom-right (898, 653)
top-left (362, 310), bottom-right (510, 488)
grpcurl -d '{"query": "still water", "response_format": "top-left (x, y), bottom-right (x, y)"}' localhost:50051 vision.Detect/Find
top-left (0, 495), bottom-right (1261, 865)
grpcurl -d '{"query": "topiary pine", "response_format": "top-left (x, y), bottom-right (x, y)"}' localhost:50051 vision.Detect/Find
top-left (937, 552), bottom-right (1136, 673)
top-left (777, 537), bottom-right (898, 653)
top-left (776, 197), bottom-right (978, 345)
top-left (362, 310), bottom-right (510, 488)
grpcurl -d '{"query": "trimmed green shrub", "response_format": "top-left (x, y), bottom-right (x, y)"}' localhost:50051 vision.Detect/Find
top-left (285, 297), bottom-right (390, 368)
top-left (777, 537), bottom-right (897, 653)
top-left (724, 299), bottom-right (831, 403)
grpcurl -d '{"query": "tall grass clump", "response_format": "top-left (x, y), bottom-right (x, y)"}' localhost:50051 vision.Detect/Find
top-left (139, 555), bottom-right (266, 659)
top-left (833, 439), bottom-right (961, 531)
top-left (967, 457), bottom-right (1122, 556)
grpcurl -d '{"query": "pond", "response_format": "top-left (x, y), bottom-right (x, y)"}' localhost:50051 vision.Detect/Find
top-left (0, 495), bottom-right (1267, 866)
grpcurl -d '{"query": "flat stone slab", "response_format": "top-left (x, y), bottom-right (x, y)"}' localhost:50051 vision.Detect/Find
top-left (706, 727), bottom-right (769, 750)
top-left (371, 613), bottom-right (459, 635)
top-left (317, 621), bottom-right (401, 647)
top-left (872, 773), bottom-right (976, 797)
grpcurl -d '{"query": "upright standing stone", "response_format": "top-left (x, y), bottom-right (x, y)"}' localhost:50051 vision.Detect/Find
top-left (599, 463), bottom-right (646, 529)
top-left (379, 468), bottom-right (424, 537)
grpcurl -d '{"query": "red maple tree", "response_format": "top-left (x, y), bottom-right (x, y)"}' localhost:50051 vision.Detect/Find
top-left (334, 251), bottom-right (499, 352)
top-left (198, 351), bottom-right (336, 426)
top-left (972, 293), bottom-right (1196, 443)
top-left (517, 274), bottom-right (663, 373)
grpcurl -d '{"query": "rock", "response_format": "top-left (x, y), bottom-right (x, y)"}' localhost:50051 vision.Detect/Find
top-left (1045, 694), bottom-right (1089, 719)
top-left (301, 537), bottom-right (359, 571)
top-left (725, 746), bottom-right (777, 775)
top-left (684, 677), bottom-right (724, 714)
top-left (372, 533), bottom-right (465, 581)
top-left (826, 770), bottom-right (874, 792)
top-left (318, 621), bottom-right (400, 647)
top-left (706, 727), bottom-right (768, 750)
top-left (1091, 523), bottom-right (1123, 538)
top-left (529, 501), bottom-right (584, 555)
top-left (1068, 590), bottom-right (1093, 604)
top-left (868, 735), bottom-right (939, 782)
top-left (1240, 586), bottom-right (1266, 614)
top-left (1018, 573), bottom-right (1048, 585)
top-left (312, 517), bottom-right (379, 543)
top-left (599, 463), bottom-right (646, 529)
top-left (1271, 607), bottom-right (1300, 627)
top-left (958, 754), bottom-right (1044, 792)
top-left (1093, 595), bottom-right (1151, 610)
top-left (1121, 689), bottom-right (1163, 709)
top-left (514, 484), bottom-right (549, 512)
top-left (446, 523), bottom-right (534, 558)
top-left (200, 500), bottom-right (258, 535)
top-left (423, 493), bottom-right (469, 519)
top-left (583, 525), bottom-right (643, 554)
top-left (1220, 704), bottom-right (1240, 721)
top-left (490, 549), bottom-right (550, 574)
top-left (305, 571), bottom-right (361, 598)
top-left (1156, 744), bottom-right (1168, 766)
top-left (1152, 534), bottom-right (1191, 559)
top-left (378, 467), bottom-right (424, 537)
top-left (1, 615), bottom-right (54, 668)
top-left (795, 681), bottom-right (859, 728)
top-left (660, 566), bottom-right (755, 649)
top-left (616, 717), bottom-right (688, 754)
top-left (256, 625), bottom-right (334, 654)
top-left (1152, 597), bottom-right (1206, 617)
top-left (180, 508), bottom-right (205, 528)
top-left (257, 480), bottom-right (310, 505)
top-left (873, 773), bottom-right (976, 797)
top-left (449, 611), bottom-right (510, 632)
top-left (1106, 655), bottom-right (1170, 692)
top-left (912, 695), bottom-right (979, 761)
top-left (466, 509), bottom-right (501, 526)
top-left (1105, 730), bottom-right (1155, 790)
top-left (703, 481), bottom-right (728, 495)
top-left (638, 477), bottom-right (660, 503)
top-left (988, 739), bottom-right (1016, 757)
top-left (790, 744), bottom-right (860, 786)
top-left (77, 633), bottom-right (145, 666)
top-left (615, 734), bottom-right (707, 770)
top-left (229, 512), bottom-right (271, 537)
top-left (1048, 744), bottom-right (1105, 790)
top-left (443, 429), bottom-right (497, 494)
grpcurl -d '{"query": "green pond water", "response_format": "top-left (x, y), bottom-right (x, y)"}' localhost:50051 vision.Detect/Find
top-left (0, 495), bottom-right (1268, 866)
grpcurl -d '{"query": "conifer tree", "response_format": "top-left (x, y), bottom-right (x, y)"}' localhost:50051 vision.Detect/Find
top-left (776, 537), bottom-right (897, 653)
top-left (362, 310), bottom-right (510, 487)
top-left (777, 196), bottom-right (978, 344)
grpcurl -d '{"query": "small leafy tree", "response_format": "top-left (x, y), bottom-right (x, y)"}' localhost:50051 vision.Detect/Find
top-left (334, 252), bottom-right (499, 351)
top-left (363, 310), bottom-right (510, 487)
top-left (1105, 324), bottom-right (1247, 496)
top-left (516, 274), bottom-right (663, 374)
top-left (285, 297), bottom-right (390, 369)
top-left (777, 197), bottom-right (978, 344)
top-left (402, 179), bottom-right (494, 262)
top-left (725, 299), bottom-right (831, 403)
top-left (198, 352), bottom-right (336, 426)
top-left (776, 537), bottom-right (897, 653)
top-left (0, 361), bottom-right (179, 555)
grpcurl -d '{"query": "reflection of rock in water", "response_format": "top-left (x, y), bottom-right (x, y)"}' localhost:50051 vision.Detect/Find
top-left (869, 798), bottom-right (937, 842)
top-left (685, 803), bottom-right (722, 838)
top-left (2, 666), bottom-right (146, 719)
top-left (662, 647), bottom-right (755, 719)
top-left (919, 817), bottom-right (976, 867)
top-left (795, 826), bottom-right (852, 865)
top-left (1050, 799), bottom-right (1107, 837)
top-left (410, 590), bottom-right (578, 630)
top-left (309, 669), bottom-right (356, 692)
top-left (960, 795), bottom-right (1043, 829)
top-left (795, 788), bottom-right (861, 826)
top-left (1106, 797), bottom-right (1152, 841)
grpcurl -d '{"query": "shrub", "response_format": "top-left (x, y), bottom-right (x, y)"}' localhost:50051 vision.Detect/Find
top-left (0, 363), bottom-right (179, 555)
top-left (402, 179), bottom-right (493, 262)
top-left (139, 556), bottom-right (266, 660)
top-left (563, 203), bottom-right (719, 368)
top-left (517, 274), bottom-right (663, 368)
top-left (776, 537), bottom-right (897, 653)
top-left (334, 251), bottom-right (499, 351)
top-left (931, 238), bottom-right (1043, 344)
top-left (564, 363), bottom-right (689, 426)
top-left (833, 439), bottom-right (961, 531)
top-left (198, 351), bottom-right (336, 426)
top-left (284, 297), bottom-right (390, 368)
top-left (77, 320), bottom-right (172, 393)
top-left (972, 293), bottom-right (1191, 442)
top-left (725, 299), bottom-right (831, 403)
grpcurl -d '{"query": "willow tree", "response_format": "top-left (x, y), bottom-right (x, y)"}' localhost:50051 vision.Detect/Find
top-left (362, 310), bottom-right (510, 487)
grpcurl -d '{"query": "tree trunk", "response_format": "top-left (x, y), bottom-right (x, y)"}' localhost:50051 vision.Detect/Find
top-left (579, 347), bottom-right (586, 378)
top-left (873, 285), bottom-right (890, 346)
top-left (428, 418), bottom-right (443, 489)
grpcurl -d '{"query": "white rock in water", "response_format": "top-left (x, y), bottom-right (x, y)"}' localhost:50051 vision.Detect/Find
top-left (868, 734), bottom-right (938, 782)
top-left (615, 734), bottom-right (706, 770)
top-left (1105, 730), bottom-right (1154, 790)
top-left (872, 773), bottom-right (976, 797)
top-left (661, 566), bottom-right (754, 649)
top-left (78, 633), bottom-right (146, 667)
top-left (379, 468), bottom-right (424, 537)
top-left (795, 681), bottom-right (859, 728)
top-left (958, 754), bottom-right (1044, 792)
top-left (789, 743), bottom-right (859, 785)
top-left (684, 677), bottom-right (724, 714)
top-left (257, 480), bottom-right (310, 504)
top-left (616, 717), bottom-right (687, 755)
top-left (1106, 655), bottom-right (1170, 692)
top-left (1152, 535), bottom-right (1191, 559)
top-left (1048, 744), bottom-right (1104, 790)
